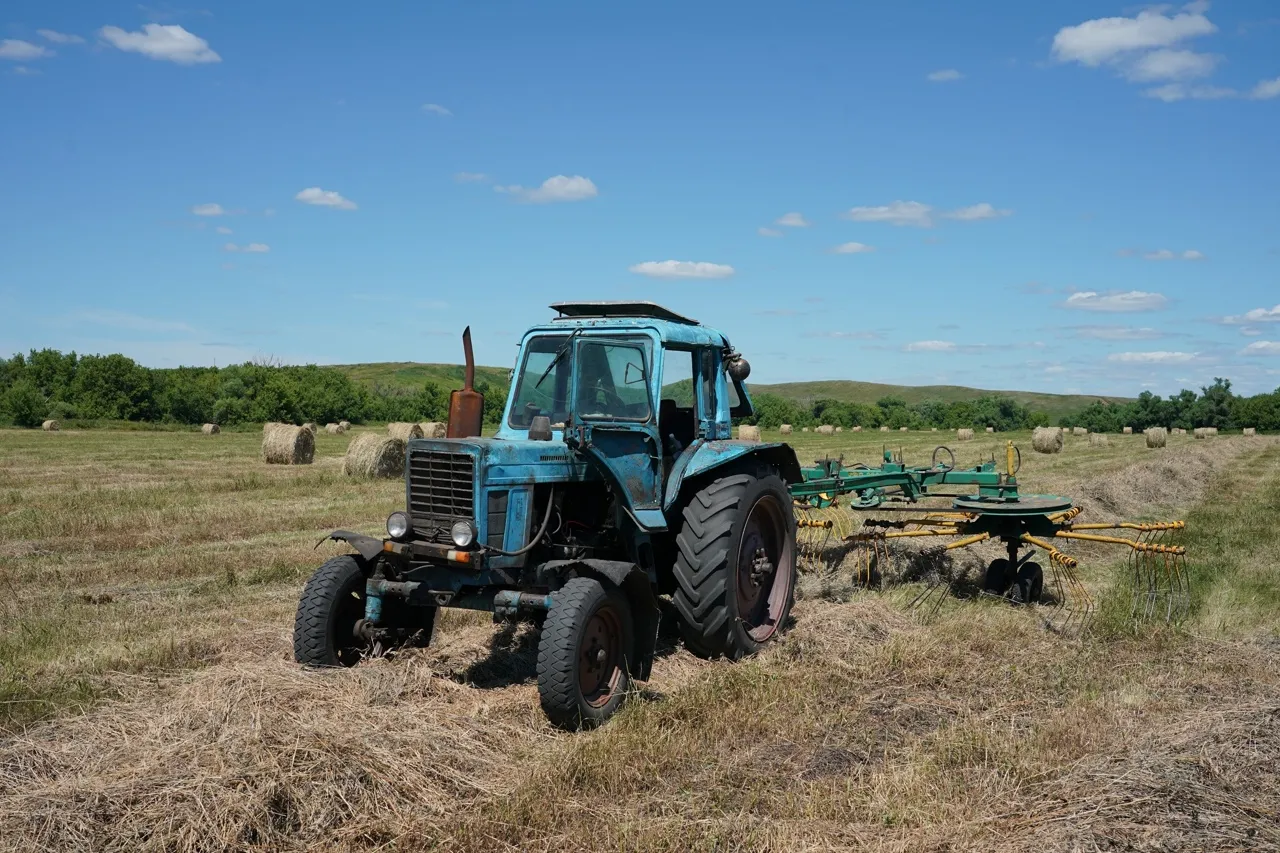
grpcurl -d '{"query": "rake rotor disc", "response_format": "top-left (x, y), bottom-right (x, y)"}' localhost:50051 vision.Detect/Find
top-left (951, 494), bottom-right (1075, 516)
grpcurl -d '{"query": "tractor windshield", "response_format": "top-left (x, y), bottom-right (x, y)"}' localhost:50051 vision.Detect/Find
top-left (508, 335), bottom-right (573, 428)
top-left (574, 338), bottom-right (653, 422)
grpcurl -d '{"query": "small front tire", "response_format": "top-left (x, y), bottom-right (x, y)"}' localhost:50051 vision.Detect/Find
top-left (294, 556), bottom-right (368, 668)
top-left (537, 577), bottom-right (634, 730)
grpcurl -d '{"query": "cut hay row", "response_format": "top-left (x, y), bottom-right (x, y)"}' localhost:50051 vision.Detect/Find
top-left (957, 428), bottom-right (974, 441)
top-left (41, 419), bottom-right (59, 431)
top-left (1145, 426), bottom-right (1167, 449)
top-left (201, 423), bottom-right (220, 435)
top-left (261, 422), bottom-right (314, 465)
top-left (420, 421), bottom-right (447, 438)
top-left (737, 424), bottom-right (761, 442)
top-left (387, 422), bottom-right (425, 442)
top-left (343, 434), bottom-right (406, 479)
top-left (1032, 426), bottom-right (1064, 454)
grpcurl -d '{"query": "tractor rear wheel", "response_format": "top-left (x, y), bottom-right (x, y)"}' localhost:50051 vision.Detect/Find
top-left (537, 577), bottom-right (634, 730)
top-left (294, 556), bottom-right (368, 668)
top-left (672, 474), bottom-right (797, 660)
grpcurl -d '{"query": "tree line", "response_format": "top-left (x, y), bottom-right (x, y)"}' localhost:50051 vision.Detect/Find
top-left (740, 393), bottom-right (1051, 432)
top-left (0, 349), bottom-right (508, 428)
top-left (1059, 379), bottom-right (1279, 432)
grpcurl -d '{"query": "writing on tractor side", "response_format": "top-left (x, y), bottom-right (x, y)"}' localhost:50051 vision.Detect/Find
top-left (293, 301), bottom-right (1189, 730)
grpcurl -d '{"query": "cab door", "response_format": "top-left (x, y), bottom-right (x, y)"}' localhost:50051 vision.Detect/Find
top-left (565, 336), bottom-right (665, 529)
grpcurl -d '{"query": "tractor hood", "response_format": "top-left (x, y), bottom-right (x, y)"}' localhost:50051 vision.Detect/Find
top-left (405, 436), bottom-right (593, 488)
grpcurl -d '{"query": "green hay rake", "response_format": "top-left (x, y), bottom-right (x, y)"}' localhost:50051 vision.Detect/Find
top-left (790, 442), bottom-right (1189, 632)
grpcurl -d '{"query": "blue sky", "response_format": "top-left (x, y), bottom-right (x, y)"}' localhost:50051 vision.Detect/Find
top-left (1, 1), bottom-right (1278, 396)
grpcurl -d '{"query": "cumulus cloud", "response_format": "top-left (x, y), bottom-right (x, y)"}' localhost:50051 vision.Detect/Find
top-left (1107, 351), bottom-right (1198, 364)
top-left (927, 69), bottom-right (963, 82)
top-left (223, 242), bottom-right (269, 253)
top-left (1141, 248), bottom-right (1205, 260)
top-left (757, 227), bottom-right (782, 238)
top-left (215, 226), bottom-right (232, 235)
top-left (628, 260), bottom-right (734, 280)
top-left (37, 29), bottom-right (84, 44)
top-left (1051, 7), bottom-right (1216, 67)
top-left (1142, 83), bottom-right (1236, 101)
top-left (495, 175), bottom-right (598, 203)
top-left (0, 39), bottom-right (52, 60)
top-left (1252, 77), bottom-right (1280, 100)
top-left (776, 212), bottom-right (809, 227)
top-left (190, 203), bottom-right (224, 216)
top-left (942, 202), bottom-right (1013, 221)
top-left (843, 200), bottom-right (1011, 227)
top-left (1062, 290), bottom-right (1169, 312)
top-left (1125, 48), bottom-right (1218, 81)
top-left (1069, 325), bottom-right (1164, 340)
top-left (421, 103), bottom-right (452, 116)
top-left (98, 24), bottom-right (220, 64)
top-left (1221, 304), bottom-right (1280, 325)
top-left (1241, 327), bottom-right (1262, 337)
top-left (1243, 341), bottom-right (1280, 355)
top-left (905, 340), bottom-right (956, 352)
top-left (832, 242), bottom-right (875, 254)
top-left (295, 187), bottom-right (357, 210)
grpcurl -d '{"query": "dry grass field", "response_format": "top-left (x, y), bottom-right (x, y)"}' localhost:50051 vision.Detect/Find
top-left (1, 427), bottom-right (1278, 852)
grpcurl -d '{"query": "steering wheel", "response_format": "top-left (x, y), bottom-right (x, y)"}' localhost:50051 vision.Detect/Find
top-left (593, 379), bottom-right (626, 413)
top-left (931, 445), bottom-right (956, 471)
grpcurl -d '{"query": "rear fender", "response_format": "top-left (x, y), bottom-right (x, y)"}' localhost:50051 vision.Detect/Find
top-left (663, 440), bottom-right (803, 513)
top-left (537, 558), bottom-right (659, 681)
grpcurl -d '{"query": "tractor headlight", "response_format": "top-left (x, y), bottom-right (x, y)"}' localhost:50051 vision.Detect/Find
top-left (450, 520), bottom-right (477, 548)
top-left (386, 511), bottom-right (410, 540)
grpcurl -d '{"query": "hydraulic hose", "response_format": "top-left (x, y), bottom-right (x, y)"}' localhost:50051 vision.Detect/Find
top-left (482, 488), bottom-right (556, 557)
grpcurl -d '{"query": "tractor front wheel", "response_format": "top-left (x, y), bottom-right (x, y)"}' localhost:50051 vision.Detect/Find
top-left (537, 577), bottom-right (634, 730)
top-left (294, 556), bottom-right (369, 668)
top-left (672, 474), bottom-right (797, 660)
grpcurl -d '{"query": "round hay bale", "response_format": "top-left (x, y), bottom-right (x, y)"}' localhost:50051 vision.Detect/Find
top-left (325, 422), bottom-right (347, 435)
top-left (1172, 427), bottom-right (1186, 435)
top-left (301, 422), bottom-right (317, 434)
top-left (879, 426), bottom-right (889, 433)
top-left (1193, 427), bottom-right (1215, 439)
top-left (1032, 426), bottom-right (1064, 454)
top-left (835, 426), bottom-right (843, 433)
top-left (957, 428), bottom-right (974, 441)
top-left (985, 426), bottom-right (995, 433)
top-left (899, 426), bottom-right (909, 432)
top-left (388, 422), bottom-right (425, 442)
top-left (802, 427), bottom-right (810, 433)
top-left (420, 421), bottom-right (447, 438)
top-left (1089, 433), bottom-right (1109, 447)
top-left (1144, 427), bottom-right (1167, 449)
top-left (852, 425), bottom-right (862, 433)
top-left (1205, 427), bottom-right (1218, 436)
top-left (339, 420), bottom-right (352, 431)
top-left (262, 423), bottom-right (314, 465)
top-left (816, 424), bottom-right (836, 436)
top-left (343, 434), bottom-right (406, 479)
top-left (737, 424), bottom-right (761, 442)
top-left (1243, 427), bottom-right (1257, 436)
top-left (931, 427), bottom-right (938, 432)
top-left (1072, 427), bottom-right (1087, 436)
top-left (201, 423), bottom-right (220, 435)
top-left (1122, 426), bottom-right (1133, 435)
top-left (779, 424), bottom-right (792, 435)
top-left (41, 419), bottom-right (60, 431)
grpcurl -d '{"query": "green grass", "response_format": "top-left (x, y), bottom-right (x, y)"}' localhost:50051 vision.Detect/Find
top-left (332, 360), bottom-right (512, 393)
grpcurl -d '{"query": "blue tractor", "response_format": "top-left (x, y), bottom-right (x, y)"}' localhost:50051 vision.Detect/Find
top-left (294, 302), bottom-right (802, 729)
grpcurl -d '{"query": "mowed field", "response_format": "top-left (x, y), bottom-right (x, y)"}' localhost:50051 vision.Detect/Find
top-left (1, 427), bottom-right (1279, 852)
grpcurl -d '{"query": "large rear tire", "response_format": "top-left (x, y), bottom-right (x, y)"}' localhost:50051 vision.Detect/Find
top-left (672, 474), bottom-right (797, 660)
top-left (537, 577), bottom-right (634, 730)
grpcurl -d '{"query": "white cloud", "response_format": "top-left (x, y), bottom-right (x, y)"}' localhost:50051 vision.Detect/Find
top-left (1051, 8), bottom-right (1216, 67)
top-left (191, 203), bottom-right (224, 216)
top-left (1062, 290), bottom-right (1169, 312)
top-left (1107, 351), bottom-right (1198, 364)
top-left (1070, 325), bottom-right (1163, 340)
top-left (1125, 48), bottom-right (1218, 81)
top-left (223, 242), bottom-right (269, 253)
top-left (1142, 83), bottom-right (1236, 101)
top-left (832, 242), bottom-right (875, 254)
top-left (422, 103), bottom-right (452, 116)
top-left (942, 202), bottom-right (1013, 221)
top-left (496, 175), bottom-right (598, 203)
top-left (0, 39), bottom-right (52, 60)
top-left (843, 200), bottom-right (934, 227)
top-left (628, 260), bottom-right (734, 280)
top-left (1141, 248), bottom-right (1204, 260)
top-left (927, 69), bottom-right (963, 82)
top-left (1222, 304), bottom-right (1280, 325)
top-left (1181, 249), bottom-right (1205, 260)
top-left (776, 212), bottom-right (809, 227)
top-left (295, 187), bottom-right (357, 210)
top-left (1241, 327), bottom-right (1262, 337)
top-left (37, 29), bottom-right (84, 44)
top-left (454, 172), bottom-right (489, 183)
top-left (98, 24), bottom-right (220, 65)
top-left (757, 227), bottom-right (783, 238)
top-left (1251, 77), bottom-right (1280, 100)
top-left (1243, 341), bottom-right (1280, 355)
top-left (215, 226), bottom-right (232, 235)
top-left (905, 340), bottom-right (956, 352)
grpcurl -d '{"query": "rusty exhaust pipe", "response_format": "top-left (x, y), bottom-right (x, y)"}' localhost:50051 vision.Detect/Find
top-left (447, 326), bottom-right (484, 438)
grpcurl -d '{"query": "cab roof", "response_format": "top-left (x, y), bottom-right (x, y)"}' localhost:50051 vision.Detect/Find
top-left (550, 301), bottom-right (699, 325)
top-left (530, 301), bottom-right (729, 348)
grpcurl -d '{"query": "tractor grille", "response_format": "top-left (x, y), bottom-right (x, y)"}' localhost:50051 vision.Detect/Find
top-left (408, 449), bottom-right (476, 541)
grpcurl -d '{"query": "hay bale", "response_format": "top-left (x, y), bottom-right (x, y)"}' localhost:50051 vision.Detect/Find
top-left (879, 426), bottom-right (890, 433)
top-left (852, 426), bottom-right (862, 433)
top-left (779, 424), bottom-right (792, 435)
top-left (1072, 427), bottom-right (1087, 436)
top-left (262, 423), bottom-right (314, 465)
top-left (931, 427), bottom-right (938, 432)
top-left (1032, 426), bottom-right (1064, 454)
top-left (1123, 426), bottom-right (1133, 435)
top-left (1193, 427), bottom-right (1210, 439)
top-left (325, 422), bottom-right (347, 435)
top-left (388, 422), bottom-right (425, 442)
top-left (301, 422), bottom-right (317, 434)
top-left (957, 428), bottom-right (974, 441)
top-left (835, 426), bottom-right (843, 433)
top-left (41, 419), bottom-right (59, 431)
top-left (738, 424), bottom-right (761, 442)
top-left (899, 426), bottom-right (908, 432)
top-left (339, 420), bottom-right (352, 430)
top-left (802, 427), bottom-right (810, 433)
top-left (420, 421), bottom-right (447, 438)
top-left (816, 424), bottom-right (836, 436)
top-left (1172, 428), bottom-right (1186, 435)
top-left (342, 433), bottom-right (406, 479)
top-left (1144, 427), bottom-right (1167, 448)
top-left (201, 423), bottom-right (220, 435)
top-left (1090, 433), bottom-right (1109, 447)
top-left (985, 427), bottom-right (995, 433)
top-left (1243, 427), bottom-right (1257, 436)
top-left (1206, 427), bottom-right (1218, 436)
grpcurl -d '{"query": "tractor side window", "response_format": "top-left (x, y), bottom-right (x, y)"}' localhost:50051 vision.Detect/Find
top-left (508, 335), bottom-right (572, 428)
top-left (575, 341), bottom-right (652, 422)
top-left (660, 349), bottom-right (697, 450)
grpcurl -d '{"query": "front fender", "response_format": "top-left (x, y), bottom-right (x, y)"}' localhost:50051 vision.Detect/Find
top-left (319, 529), bottom-right (385, 562)
top-left (663, 440), bottom-right (803, 512)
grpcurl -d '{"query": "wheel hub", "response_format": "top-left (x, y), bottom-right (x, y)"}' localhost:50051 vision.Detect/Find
top-left (578, 605), bottom-right (623, 707)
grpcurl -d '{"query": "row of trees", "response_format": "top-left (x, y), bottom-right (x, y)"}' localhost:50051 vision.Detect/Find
top-left (1059, 379), bottom-right (1279, 432)
top-left (0, 349), bottom-right (508, 428)
top-left (741, 393), bottom-right (1050, 432)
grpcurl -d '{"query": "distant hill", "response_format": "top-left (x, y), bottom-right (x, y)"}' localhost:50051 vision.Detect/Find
top-left (334, 362), bottom-right (1122, 421)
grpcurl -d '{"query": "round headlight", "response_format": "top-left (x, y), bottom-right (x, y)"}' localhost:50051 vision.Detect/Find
top-left (450, 520), bottom-right (476, 548)
top-left (386, 511), bottom-right (410, 540)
